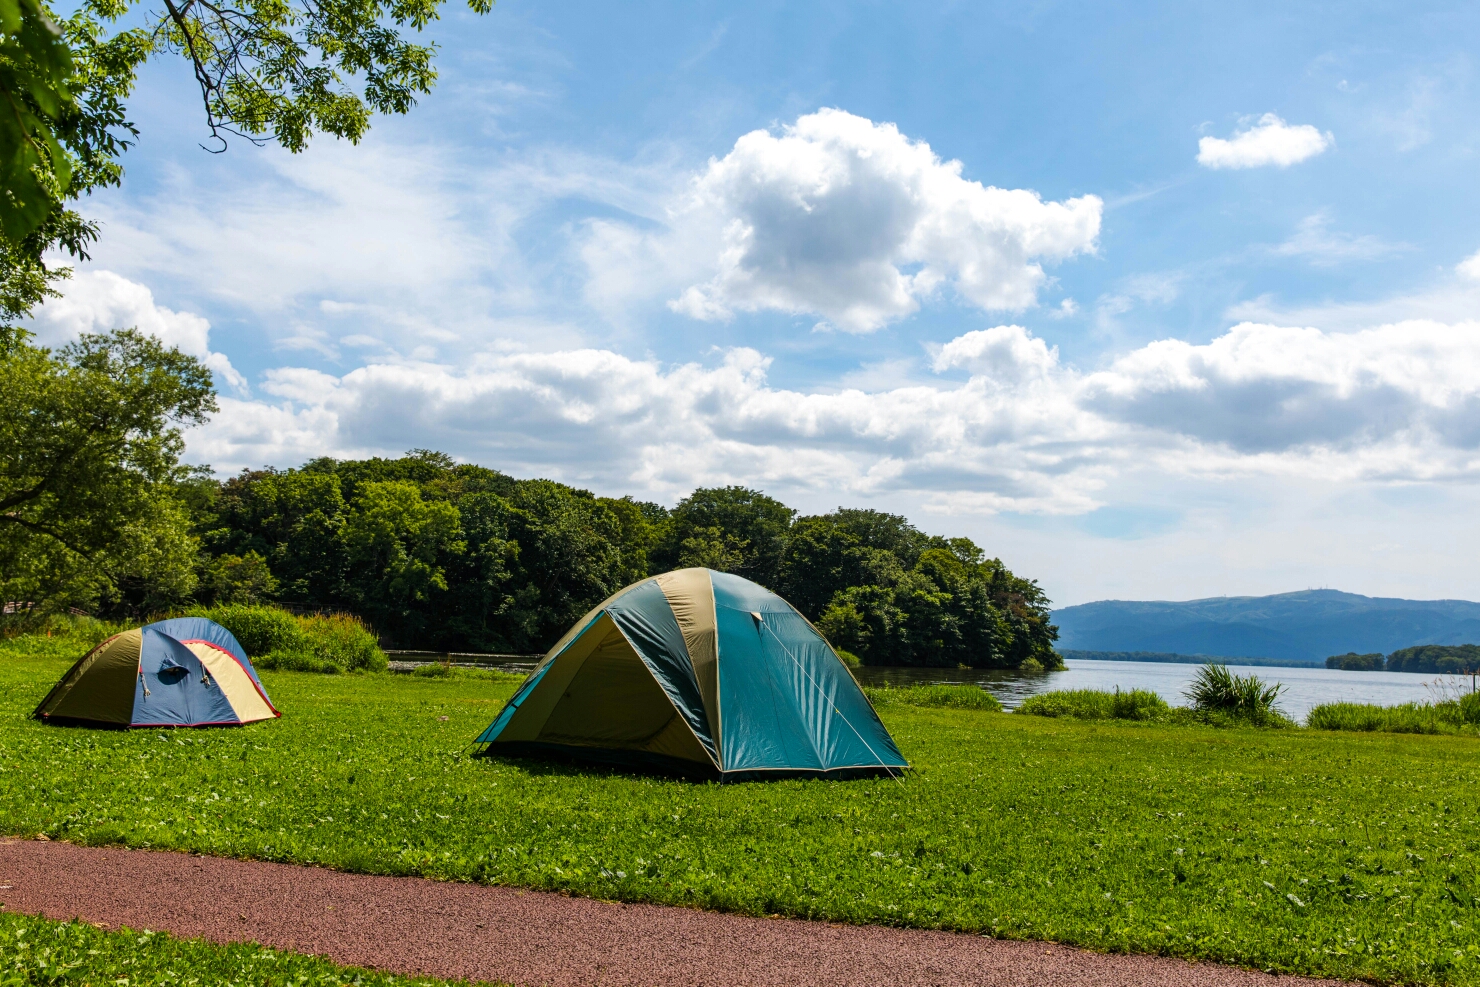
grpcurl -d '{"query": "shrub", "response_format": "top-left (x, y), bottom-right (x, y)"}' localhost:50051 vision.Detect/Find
top-left (1017, 688), bottom-right (1170, 721)
top-left (295, 612), bottom-right (385, 672)
top-left (864, 684), bottom-right (1002, 712)
top-left (1185, 664), bottom-right (1291, 727)
top-left (182, 605), bottom-right (386, 673)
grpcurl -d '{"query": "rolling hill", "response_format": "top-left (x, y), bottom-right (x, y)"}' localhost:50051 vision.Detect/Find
top-left (1051, 590), bottom-right (1480, 663)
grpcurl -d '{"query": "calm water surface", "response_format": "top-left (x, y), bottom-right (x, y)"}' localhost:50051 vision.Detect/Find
top-left (852, 659), bottom-right (1469, 721)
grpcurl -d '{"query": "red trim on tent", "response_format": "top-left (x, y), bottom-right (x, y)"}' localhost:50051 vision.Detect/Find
top-left (179, 638), bottom-right (281, 717)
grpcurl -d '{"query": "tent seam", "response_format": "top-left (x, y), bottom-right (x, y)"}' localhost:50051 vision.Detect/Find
top-left (608, 613), bottom-right (722, 772)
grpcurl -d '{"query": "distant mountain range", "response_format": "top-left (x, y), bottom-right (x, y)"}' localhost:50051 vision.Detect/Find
top-left (1051, 590), bottom-right (1480, 663)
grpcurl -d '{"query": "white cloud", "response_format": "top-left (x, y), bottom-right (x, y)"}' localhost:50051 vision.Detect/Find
top-left (630, 108), bottom-right (1102, 332)
top-left (187, 318), bottom-right (1480, 514)
top-left (1197, 114), bottom-right (1333, 170)
top-left (1273, 213), bottom-right (1405, 265)
top-left (27, 270), bottom-right (246, 390)
top-left (1458, 249), bottom-right (1480, 281)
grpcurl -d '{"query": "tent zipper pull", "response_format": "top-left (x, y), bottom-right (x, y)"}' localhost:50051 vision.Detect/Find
top-left (139, 668), bottom-right (150, 697)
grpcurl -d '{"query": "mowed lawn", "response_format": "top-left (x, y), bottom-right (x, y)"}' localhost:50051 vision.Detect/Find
top-left (3, 644), bottom-right (1478, 986)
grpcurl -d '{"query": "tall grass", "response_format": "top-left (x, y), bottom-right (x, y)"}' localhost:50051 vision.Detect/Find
top-left (863, 683), bottom-right (1003, 712)
top-left (1184, 663), bottom-right (1291, 727)
top-left (1017, 687), bottom-right (1170, 721)
top-left (1308, 692), bottom-right (1480, 735)
top-left (181, 605), bottom-right (387, 673)
top-left (0, 612), bottom-right (127, 660)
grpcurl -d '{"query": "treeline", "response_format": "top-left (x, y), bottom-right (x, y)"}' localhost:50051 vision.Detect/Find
top-left (1326, 645), bottom-right (1480, 674)
top-left (1, 331), bottom-right (1058, 668)
top-left (184, 452), bottom-right (1059, 668)
top-left (1063, 650), bottom-right (1316, 669)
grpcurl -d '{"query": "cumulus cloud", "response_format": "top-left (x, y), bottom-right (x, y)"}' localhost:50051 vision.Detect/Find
top-left (28, 270), bottom-right (246, 390)
top-left (1197, 114), bottom-right (1333, 169)
top-left (187, 318), bottom-right (1480, 513)
top-left (1459, 249), bottom-right (1480, 281)
top-left (622, 108), bottom-right (1102, 332)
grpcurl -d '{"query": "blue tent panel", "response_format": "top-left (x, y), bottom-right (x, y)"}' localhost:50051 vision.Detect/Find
top-left (131, 629), bottom-right (242, 727)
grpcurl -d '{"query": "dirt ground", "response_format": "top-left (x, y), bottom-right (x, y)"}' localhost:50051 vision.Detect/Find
top-left (0, 839), bottom-right (1349, 987)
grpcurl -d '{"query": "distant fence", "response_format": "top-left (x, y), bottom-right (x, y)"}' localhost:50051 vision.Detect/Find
top-left (384, 650), bottom-right (541, 674)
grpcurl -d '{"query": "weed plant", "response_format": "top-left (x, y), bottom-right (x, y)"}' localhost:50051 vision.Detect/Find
top-left (1017, 688), bottom-right (1170, 722)
top-left (3, 641), bottom-right (1479, 984)
top-left (862, 684), bottom-right (1003, 712)
top-left (1184, 664), bottom-right (1292, 727)
top-left (0, 912), bottom-right (493, 986)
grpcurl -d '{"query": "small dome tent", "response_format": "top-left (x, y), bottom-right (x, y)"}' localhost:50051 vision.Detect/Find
top-left (34, 617), bottom-right (279, 728)
top-left (475, 568), bottom-right (908, 780)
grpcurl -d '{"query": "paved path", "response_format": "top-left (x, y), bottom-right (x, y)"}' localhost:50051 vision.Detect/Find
top-left (0, 840), bottom-right (1348, 987)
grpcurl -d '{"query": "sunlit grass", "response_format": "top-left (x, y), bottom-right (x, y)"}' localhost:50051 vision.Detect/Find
top-left (3, 640), bottom-right (1479, 984)
top-left (0, 911), bottom-right (495, 986)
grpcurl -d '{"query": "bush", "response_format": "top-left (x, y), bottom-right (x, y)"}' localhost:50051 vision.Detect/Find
top-left (864, 684), bottom-right (1002, 712)
top-left (1184, 663), bottom-right (1291, 727)
top-left (182, 605), bottom-right (386, 673)
top-left (1017, 688), bottom-right (1170, 721)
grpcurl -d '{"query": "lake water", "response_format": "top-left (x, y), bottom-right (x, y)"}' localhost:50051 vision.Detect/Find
top-left (852, 659), bottom-right (1473, 721)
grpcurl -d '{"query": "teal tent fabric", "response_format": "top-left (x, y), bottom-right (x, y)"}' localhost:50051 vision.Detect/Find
top-left (475, 568), bottom-right (907, 780)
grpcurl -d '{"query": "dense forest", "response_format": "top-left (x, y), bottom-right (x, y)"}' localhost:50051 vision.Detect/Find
top-left (184, 452), bottom-right (1060, 667)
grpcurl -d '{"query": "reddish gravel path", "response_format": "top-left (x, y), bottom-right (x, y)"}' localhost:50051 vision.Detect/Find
top-left (0, 839), bottom-right (1347, 987)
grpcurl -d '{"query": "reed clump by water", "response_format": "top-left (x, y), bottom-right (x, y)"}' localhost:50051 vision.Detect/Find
top-left (1016, 687), bottom-right (1171, 721)
top-left (863, 683), bottom-right (1003, 712)
top-left (1016, 664), bottom-right (1293, 727)
top-left (1307, 692), bottom-right (1480, 735)
top-left (1183, 663), bottom-right (1293, 727)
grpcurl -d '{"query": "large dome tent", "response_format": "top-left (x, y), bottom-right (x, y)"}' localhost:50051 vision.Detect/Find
top-left (475, 568), bottom-right (907, 780)
top-left (34, 617), bottom-right (279, 728)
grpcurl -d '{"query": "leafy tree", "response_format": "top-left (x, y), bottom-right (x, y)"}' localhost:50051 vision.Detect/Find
top-left (201, 467), bottom-right (348, 601)
top-left (199, 549), bottom-right (277, 603)
top-left (815, 536), bottom-right (1059, 670)
top-left (3, 0), bottom-right (497, 328)
top-left (2, 0), bottom-right (144, 326)
top-left (778, 508), bottom-right (920, 620)
top-left (340, 479), bottom-right (462, 642)
top-left (496, 479), bottom-right (632, 650)
top-left (653, 485), bottom-right (796, 587)
top-left (0, 328), bottom-right (215, 613)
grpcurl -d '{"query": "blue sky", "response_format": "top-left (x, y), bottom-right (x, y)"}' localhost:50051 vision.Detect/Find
top-left (30, 0), bottom-right (1480, 606)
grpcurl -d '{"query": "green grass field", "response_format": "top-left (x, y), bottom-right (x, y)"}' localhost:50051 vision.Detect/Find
top-left (3, 642), bottom-right (1479, 985)
top-left (0, 911), bottom-right (490, 986)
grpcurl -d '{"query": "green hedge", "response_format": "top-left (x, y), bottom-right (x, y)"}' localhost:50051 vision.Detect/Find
top-left (182, 605), bottom-right (387, 673)
top-left (1017, 687), bottom-right (1171, 721)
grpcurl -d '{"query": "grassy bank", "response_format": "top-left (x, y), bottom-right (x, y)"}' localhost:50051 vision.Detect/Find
top-left (1308, 697), bottom-right (1480, 736)
top-left (2, 641), bottom-right (1479, 985)
top-left (0, 911), bottom-right (489, 986)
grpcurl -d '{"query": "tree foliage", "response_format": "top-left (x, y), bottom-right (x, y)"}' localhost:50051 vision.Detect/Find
top-left (185, 465), bottom-right (1060, 666)
top-left (0, 328), bottom-right (215, 612)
